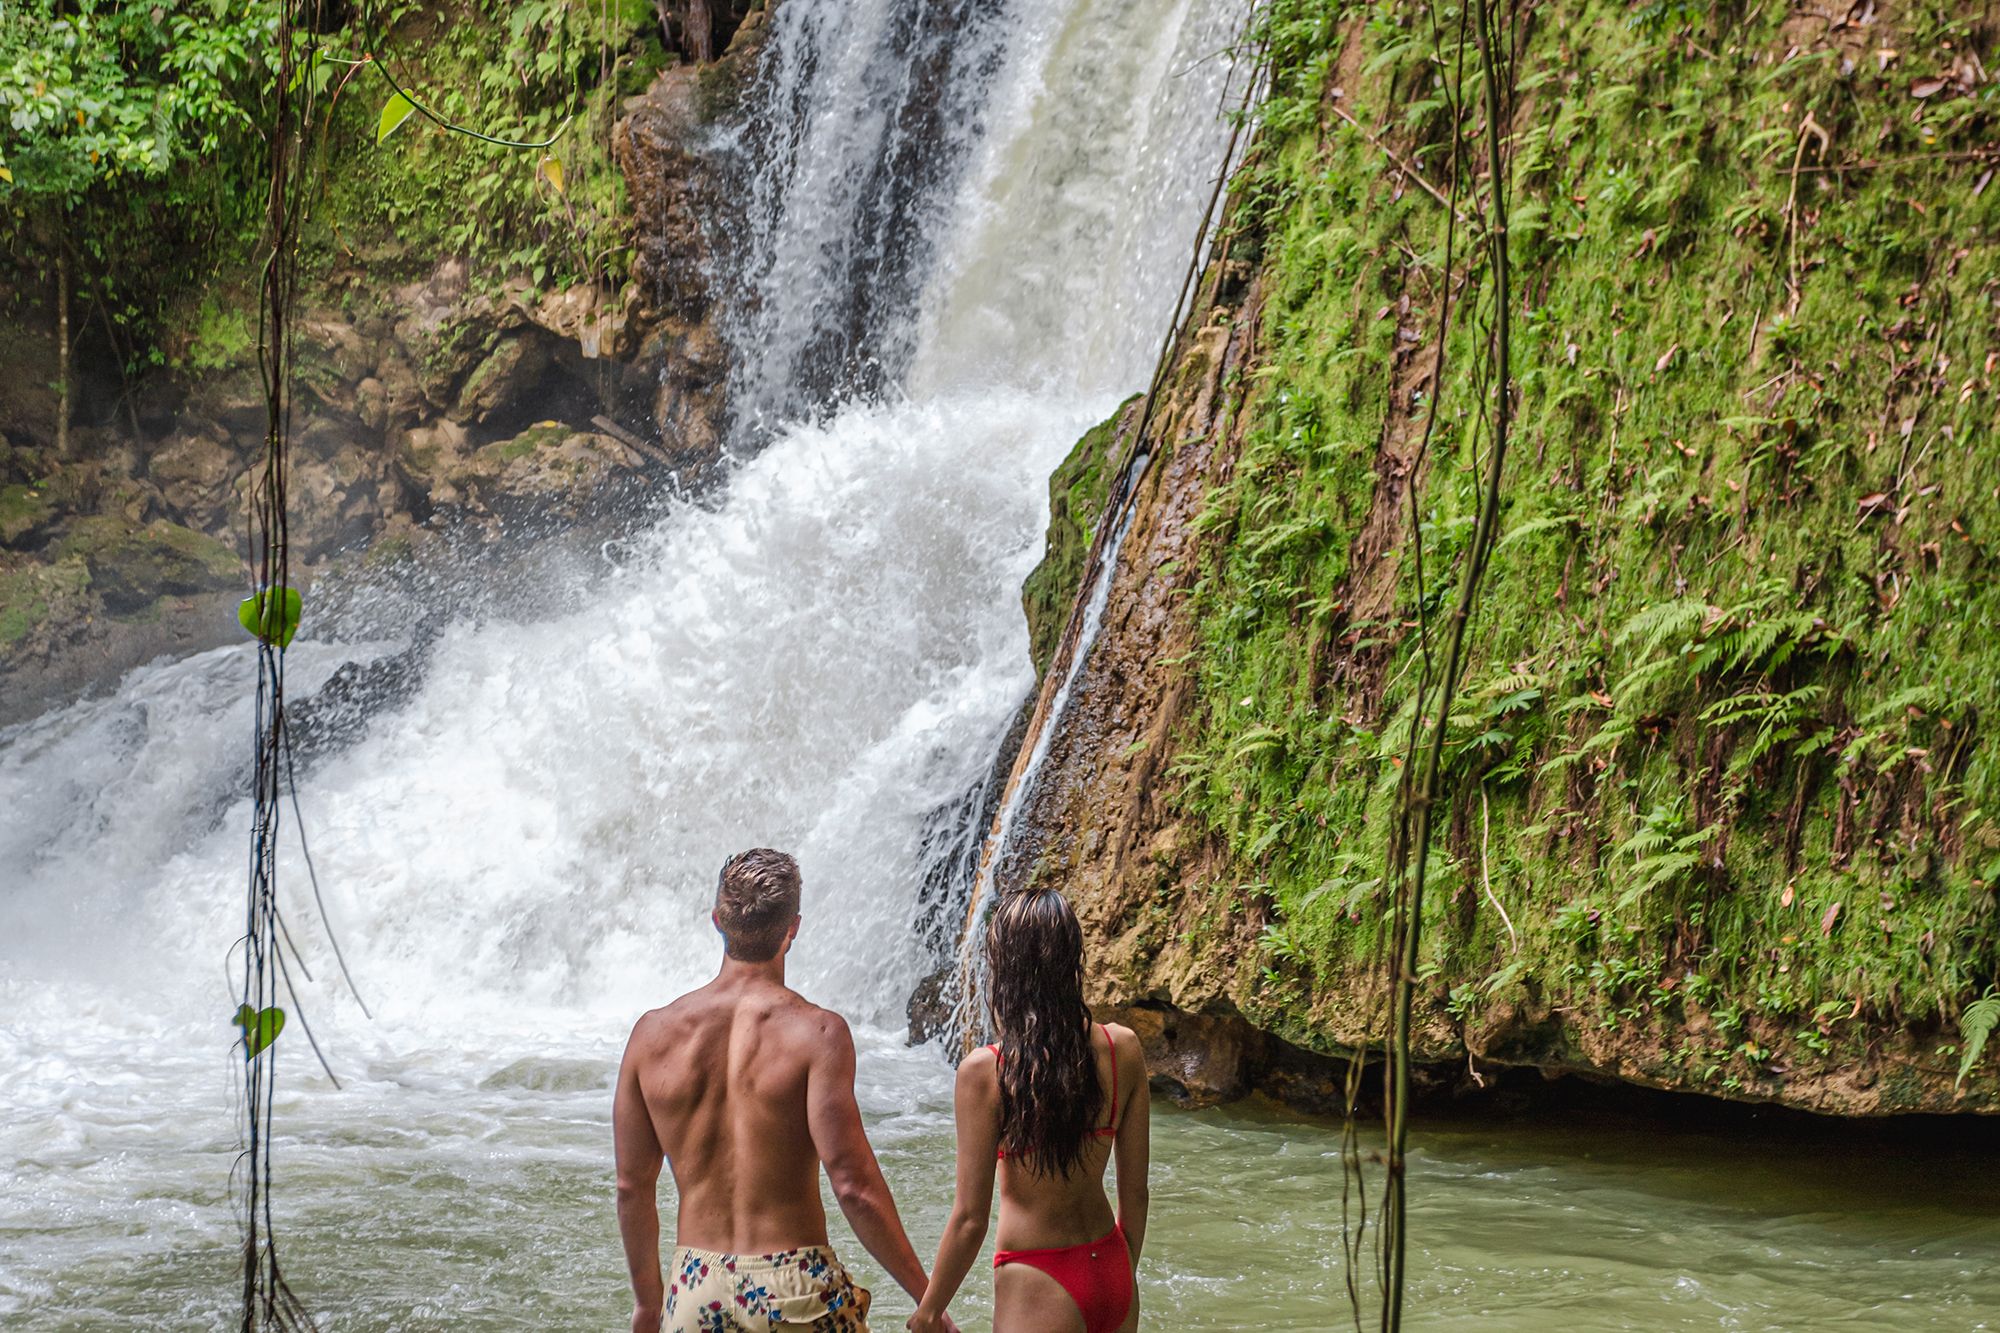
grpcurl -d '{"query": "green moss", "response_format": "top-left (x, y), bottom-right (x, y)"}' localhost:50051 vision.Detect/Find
top-left (1167, 0), bottom-right (2000, 1073)
top-left (0, 559), bottom-right (89, 648)
top-left (0, 485), bottom-right (53, 544)
top-left (1022, 397), bottom-right (1136, 679)
top-left (55, 517), bottom-right (239, 612)
top-left (487, 421), bottom-right (571, 465)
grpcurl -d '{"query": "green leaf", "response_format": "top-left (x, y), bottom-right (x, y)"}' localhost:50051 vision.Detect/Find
top-left (1494, 512), bottom-right (1579, 553)
top-left (377, 91), bottom-right (416, 145)
top-left (1957, 993), bottom-right (2000, 1089)
top-left (238, 586), bottom-right (302, 648)
top-left (233, 1004), bottom-right (286, 1057)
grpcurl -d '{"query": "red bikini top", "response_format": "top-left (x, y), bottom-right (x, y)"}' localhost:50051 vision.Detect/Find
top-left (989, 1023), bottom-right (1120, 1160)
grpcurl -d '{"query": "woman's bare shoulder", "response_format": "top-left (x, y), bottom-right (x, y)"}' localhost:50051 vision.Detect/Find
top-left (1103, 1021), bottom-right (1141, 1056)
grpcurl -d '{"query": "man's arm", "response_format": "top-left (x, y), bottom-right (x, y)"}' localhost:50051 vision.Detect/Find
top-left (614, 1020), bottom-right (666, 1333)
top-left (805, 1012), bottom-right (930, 1304)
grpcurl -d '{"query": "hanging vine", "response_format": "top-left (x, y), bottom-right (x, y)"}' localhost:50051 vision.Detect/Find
top-left (234, 0), bottom-right (333, 1323)
top-left (1371, 0), bottom-right (1519, 1325)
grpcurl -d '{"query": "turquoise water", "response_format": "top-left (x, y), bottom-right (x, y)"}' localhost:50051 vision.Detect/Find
top-left (8, 1031), bottom-right (1994, 1330)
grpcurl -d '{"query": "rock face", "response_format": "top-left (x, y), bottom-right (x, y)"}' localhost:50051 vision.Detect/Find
top-left (1004, 258), bottom-right (1997, 1117)
top-left (993, 4), bottom-right (2000, 1119)
top-left (0, 8), bottom-right (777, 722)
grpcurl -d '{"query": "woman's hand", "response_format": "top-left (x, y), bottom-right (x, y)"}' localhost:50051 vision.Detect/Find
top-left (630, 1302), bottom-right (662, 1333)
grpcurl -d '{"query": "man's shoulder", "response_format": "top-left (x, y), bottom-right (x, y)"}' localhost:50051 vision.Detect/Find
top-left (625, 990), bottom-right (710, 1046)
top-left (771, 991), bottom-right (852, 1049)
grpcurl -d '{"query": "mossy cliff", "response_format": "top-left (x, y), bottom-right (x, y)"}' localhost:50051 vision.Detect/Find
top-left (1012, 0), bottom-right (1999, 1114)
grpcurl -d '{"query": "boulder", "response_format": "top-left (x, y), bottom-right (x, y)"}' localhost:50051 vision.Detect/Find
top-left (454, 332), bottom-right (552, 422)
top-left (0, 484), bottom-right (55, 546)
top-left (55, 516), bottom-right (239, 614)
top-left (448, 424), bottom-right (648, 522)
top-left (0, 556), bottom-right (92, 659)
top-left (148, 426), bottom-right (245, 530)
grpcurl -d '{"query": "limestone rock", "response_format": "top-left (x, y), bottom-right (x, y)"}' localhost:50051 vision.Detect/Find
top-left (55, 516), bottom-right (239, 613)
top-left (454, 333), bottom-right (552, 423)
top-left (0, 484), bottom-right (56, 546)
top-left (449, 425), bottom-right (648, 522)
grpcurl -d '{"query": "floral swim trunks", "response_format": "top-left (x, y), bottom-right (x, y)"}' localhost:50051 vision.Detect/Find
top-left (665, 1244), bottom-right (872, 1331)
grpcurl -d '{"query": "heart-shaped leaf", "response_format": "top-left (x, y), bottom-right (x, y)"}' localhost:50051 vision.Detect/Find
top-left (539, 154), bottom-right (564, 195)
top-left (238, 585), bottom-right (302, 648)
top-left (234, 1004), bottom-right (286, 1057)
top-left (377, 91), bottom-right (416, 145)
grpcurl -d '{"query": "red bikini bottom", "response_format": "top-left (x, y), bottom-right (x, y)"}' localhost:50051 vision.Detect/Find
top-left (993, 1222), bottom-right (1133, 1333)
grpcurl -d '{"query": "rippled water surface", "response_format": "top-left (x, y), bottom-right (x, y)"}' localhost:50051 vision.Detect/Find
top-left (6, 1017), bottom-right (1997, 1330)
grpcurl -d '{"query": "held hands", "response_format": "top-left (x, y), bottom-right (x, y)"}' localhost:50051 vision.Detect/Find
top-left (906, 1309), bottom-right (960, 1333)
top-left (631, 1304), bottom-right (662, 1333)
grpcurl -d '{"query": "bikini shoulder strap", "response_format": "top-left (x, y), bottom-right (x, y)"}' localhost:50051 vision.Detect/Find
top-left (1102, 1023), bottom-right (1118, 1125)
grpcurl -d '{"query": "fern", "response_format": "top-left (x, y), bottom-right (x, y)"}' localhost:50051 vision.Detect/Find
top-left (1614, 596), bottom-right (1709, 658)
top-left (1494, 512), bottom-right (1580, 554)
top-left (1958, 991), bottom-right (2000, 1090)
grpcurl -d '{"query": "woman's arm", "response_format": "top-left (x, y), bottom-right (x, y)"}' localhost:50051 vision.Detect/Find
top-left (909, 1047), bottom-right (1001, 1333)
top-left (1110, 1025), bottom-right (1150, 1268)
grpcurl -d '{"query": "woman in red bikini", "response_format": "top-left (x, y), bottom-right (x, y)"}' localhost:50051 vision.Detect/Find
top-left (908, 887), bottom-right (1150, 1333)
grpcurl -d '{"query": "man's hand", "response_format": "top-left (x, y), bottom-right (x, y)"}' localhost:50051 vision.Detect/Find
top-left (631, 1302), bottom-right (662, 1333)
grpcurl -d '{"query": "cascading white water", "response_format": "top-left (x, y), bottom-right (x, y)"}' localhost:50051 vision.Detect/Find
top-left (0, 0), bottom-right (1247, 1320)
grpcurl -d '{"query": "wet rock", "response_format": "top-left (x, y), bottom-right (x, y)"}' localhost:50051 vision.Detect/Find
top-left (0, 557), bottom-right (92, 658)
top-left (617, 72), bottom-right (721, 326)
top-left (455, 332), bottom-right (552, 423)
top-left (55, 515), bottom-right (239, 613)
top-left (450, 425), bottom-right (649, 522)
top-left (0, 484), bottom-right (56, 545)
top-left (650, 319), bottom-right (729, 471)
top-left (354, 376), bottom-right (391, 432)
top-left (287, 450), bottom-right (393, 560)
top-left (299, 316), bottom-right (379, 385)
top-left (1116, 1006), bottom-right (1254, 1107)
top-left (146, 425), bottom-right (241, 530)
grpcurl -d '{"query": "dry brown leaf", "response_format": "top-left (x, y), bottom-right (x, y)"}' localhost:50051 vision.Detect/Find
top-left (1821, 901), bottom-right (1842, 935)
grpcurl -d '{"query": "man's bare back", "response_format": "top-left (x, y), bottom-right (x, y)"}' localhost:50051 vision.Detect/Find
top-left (614, 849), bottom-right (942, 1333)
top-left (623, 972), bottom-right (849, 1253)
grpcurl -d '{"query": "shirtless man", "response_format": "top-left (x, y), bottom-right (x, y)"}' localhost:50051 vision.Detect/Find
top-left (614, 848), bottom-right (951, 1332)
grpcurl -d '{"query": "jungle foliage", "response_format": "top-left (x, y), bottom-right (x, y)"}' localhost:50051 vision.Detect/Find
top-left (0, 1), bottom-right (670, 374)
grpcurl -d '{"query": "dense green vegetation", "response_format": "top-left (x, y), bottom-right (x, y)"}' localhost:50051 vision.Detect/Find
top-left (1173, 0), bottom-right (1999, 1088)
top-left (1023, 397), bottom-right (1134, 679)
top-left (0, 1), bottom-right (669, 381)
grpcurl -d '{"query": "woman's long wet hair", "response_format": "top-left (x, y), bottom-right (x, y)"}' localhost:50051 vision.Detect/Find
top-left (987, 887), bottom-right (1105, 1177)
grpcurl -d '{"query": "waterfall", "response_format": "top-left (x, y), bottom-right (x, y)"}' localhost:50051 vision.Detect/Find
top-left (0, 0), bottom-right (1246, 1311)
